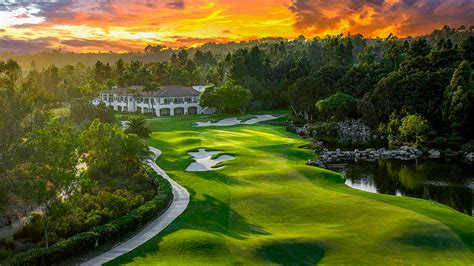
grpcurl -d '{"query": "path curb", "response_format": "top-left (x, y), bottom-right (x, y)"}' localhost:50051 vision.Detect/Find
top-left (81, 147), bottom-right (189, 265)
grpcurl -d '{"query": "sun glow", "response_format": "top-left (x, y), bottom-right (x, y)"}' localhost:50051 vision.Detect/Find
top-left (0, 0), bottom-right (471, 53)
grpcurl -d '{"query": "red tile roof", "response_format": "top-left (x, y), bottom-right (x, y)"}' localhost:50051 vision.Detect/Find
top-left (101, 85), bottom-right (200, 97)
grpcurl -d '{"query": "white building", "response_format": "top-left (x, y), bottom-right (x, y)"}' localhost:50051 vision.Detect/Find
top-left (93, 85), bottom-right (213, 116)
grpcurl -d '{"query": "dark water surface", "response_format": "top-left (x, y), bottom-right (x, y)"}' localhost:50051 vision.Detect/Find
top-left (327, 159), bottom-right (474, 216)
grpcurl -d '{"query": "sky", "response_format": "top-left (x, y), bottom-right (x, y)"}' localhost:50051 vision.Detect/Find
top-left (0, 0), bottom-right (473, 53)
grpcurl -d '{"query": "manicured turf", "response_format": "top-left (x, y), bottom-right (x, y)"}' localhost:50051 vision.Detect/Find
top-left (109, 112), bottom-right (474, 265)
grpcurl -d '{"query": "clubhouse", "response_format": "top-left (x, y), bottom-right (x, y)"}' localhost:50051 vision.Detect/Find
top-left (93, 85), bottom-right (211, 116)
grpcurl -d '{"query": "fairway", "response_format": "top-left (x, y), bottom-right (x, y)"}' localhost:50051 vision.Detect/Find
top-left (109, 113), bottom-right (474, 265)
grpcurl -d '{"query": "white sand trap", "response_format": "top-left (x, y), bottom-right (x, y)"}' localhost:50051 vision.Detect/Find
top-left (186, 149), bottom-right (235, 171)
top-left (195, 114), bottom-right (279, 127)
top-left (121, 120), bottom-right (129, 130)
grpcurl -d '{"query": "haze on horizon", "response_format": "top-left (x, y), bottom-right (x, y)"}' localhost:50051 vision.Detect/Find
top-left (0, 0), bottom-right (473, 53)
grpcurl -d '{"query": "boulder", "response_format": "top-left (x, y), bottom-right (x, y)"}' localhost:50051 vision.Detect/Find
top-left (428, 149), bottom-right (441, 158)
top-left (466, 152), bottom-right (474, 161)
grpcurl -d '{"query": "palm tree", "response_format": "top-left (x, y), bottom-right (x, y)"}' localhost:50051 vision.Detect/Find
top-left (144, 81), bottom-right (161, 115)
top-left (125, 116), bottom-right (151, 139)
top-left (116, 133), bottom-right (151, 178)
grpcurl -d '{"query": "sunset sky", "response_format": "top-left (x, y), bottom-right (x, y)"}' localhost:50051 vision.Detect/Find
top-left (0, 0), bottom-right (473, 53)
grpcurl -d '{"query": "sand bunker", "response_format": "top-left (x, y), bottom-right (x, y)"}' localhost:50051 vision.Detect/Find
top-left (194, 115), bottom-right (278, 127)
top-left (186, 149), bottom-right (235, 171)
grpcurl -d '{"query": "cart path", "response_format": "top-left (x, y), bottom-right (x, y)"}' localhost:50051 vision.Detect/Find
top-left (81, 147), bottom-right (190, 266)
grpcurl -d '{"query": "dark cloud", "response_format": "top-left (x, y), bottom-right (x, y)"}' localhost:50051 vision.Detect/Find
top-left (0, 36), bottom-right (57, 53)
top-left (289, 0), bottom-right (474, 36)
top-left (288, 0), bottom-right (341, 32)
top-left (166, 0), bottom-right (185, 10)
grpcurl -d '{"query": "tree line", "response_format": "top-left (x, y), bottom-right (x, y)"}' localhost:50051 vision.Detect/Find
top-left (4, 24), bottom-right (474, 144)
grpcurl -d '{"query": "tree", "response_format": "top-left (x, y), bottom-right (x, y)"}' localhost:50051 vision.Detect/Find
top-left (443, 60), bottom-right (473, 132)
top-left (315, 92), bottom-right (359, 120)
top-left (399, 114), bottom-right (430, 145)
top-left (220, 81), bottom-right (253, 114)
top-left (81, 119), bottom-right (150, 179)
top-left (288, 76), bottom-right (318, 120)
top-left (144, 44), bottom-right (166, 54)
top-left (80, 120), bottom-right (121, 176)
top-left (115, 59), bottom-right (126, 86)
top-left (22, 120), bottom-right (79, 248)
top-left (94, 60), bottom-right (112, 84)
top-left (0, 59), bottom-right (21, 90)
top-left (459, 35), bottom-right (474, 63)
top-left (200, 82), bottom-right (252, 114)
top-left (200, 86), bottom-right (223, 111)
top-left (125, 116), bottom-right (151, 139)
top-left (42, 65), bottom-right (61, 98)
top-left (177, 49), bottom-right (188, 66)
top-left (70, 98), bottom-right (95, 124)
top-left (409, 38), bottom-right (431, 57)
top-left (116, 133), bottom-right (151, 178)
top-left (94, 102), bottom-right (116, 124)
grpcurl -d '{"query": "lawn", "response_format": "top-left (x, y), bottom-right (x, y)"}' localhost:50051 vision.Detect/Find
top-left (109, 112), bottom-right (474, 265)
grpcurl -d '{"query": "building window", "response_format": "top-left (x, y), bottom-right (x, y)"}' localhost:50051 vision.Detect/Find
top-left (174, 98), bottom-right (184, 104)
top-left (184, 97), bottom-right (192, 103)
top-left (144, 98), bottom-right (149, 104)
top-left (164, 98), bottom-right (172, 104)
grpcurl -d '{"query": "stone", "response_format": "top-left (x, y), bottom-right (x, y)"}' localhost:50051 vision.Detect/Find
top-left (466, 152), bottom-right (474, 161)
top-left (428, 149), bottom-right (441, 158)
top-left (337, 119), bottom-right (371, 145)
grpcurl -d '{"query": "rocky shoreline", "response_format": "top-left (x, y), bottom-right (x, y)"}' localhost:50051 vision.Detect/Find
top-left (307, 146), bottom-right (474, 168)
top-left (286, 120), bottom-right (474, 167)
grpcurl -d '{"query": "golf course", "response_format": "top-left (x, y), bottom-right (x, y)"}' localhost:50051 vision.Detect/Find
top-left (108, 112), bottom-right (474, 265)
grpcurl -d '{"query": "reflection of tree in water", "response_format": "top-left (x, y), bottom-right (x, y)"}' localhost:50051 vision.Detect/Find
top-left (343, 159), bottom-right (473, 216)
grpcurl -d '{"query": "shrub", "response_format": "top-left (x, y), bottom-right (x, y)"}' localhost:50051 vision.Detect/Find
top-left (3, 172), bottom-right (173, 266)
top-left (312, 122), bottom-right (338, 136)
top-left (13, 214), bottom-right (44, 242)
top-left (433, 136), bottom-right (448, 148)
top-left (315, 92), bottom-right (359, 121)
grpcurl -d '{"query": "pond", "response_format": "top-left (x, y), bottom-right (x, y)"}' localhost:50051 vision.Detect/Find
top-left (327, 159), bottom-right (474, 216)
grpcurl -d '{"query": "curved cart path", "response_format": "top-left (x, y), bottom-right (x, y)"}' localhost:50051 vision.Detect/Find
top-left (81, 147), bottom-right (190, 266)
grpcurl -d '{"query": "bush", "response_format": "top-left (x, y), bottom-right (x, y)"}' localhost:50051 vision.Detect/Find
top-left (0, 247), bottom-right (13, 261)
top-left (311, 122), bottom-right (338, 136)
top-left (433, 136), bottom-right (448, 148)
top-left (13, 214), bottom-right (44, 242)
top-left (3, 172), bottom-right (173, 266)
top-left (315, 92), bottom-right (359, 121)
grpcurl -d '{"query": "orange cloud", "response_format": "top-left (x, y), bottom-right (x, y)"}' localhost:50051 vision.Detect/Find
top-left (0, 0), bottom-right (472, 53)
top-left (288, 0), bottom-right (474, 37)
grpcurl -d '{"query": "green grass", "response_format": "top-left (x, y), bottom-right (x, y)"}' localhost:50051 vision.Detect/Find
top-left (109, 113), bottom-right (474, 265)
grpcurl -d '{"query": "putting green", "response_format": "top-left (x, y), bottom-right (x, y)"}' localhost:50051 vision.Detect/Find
top-left (109, 113), bottom-right (474, 265)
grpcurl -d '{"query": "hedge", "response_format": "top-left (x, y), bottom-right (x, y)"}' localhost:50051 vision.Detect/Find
top-left (1, 168), bottom-right (173, 266)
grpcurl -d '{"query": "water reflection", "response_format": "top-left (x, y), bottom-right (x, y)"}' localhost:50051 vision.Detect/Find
top-left (328, 159), bottom-right (474, 216)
